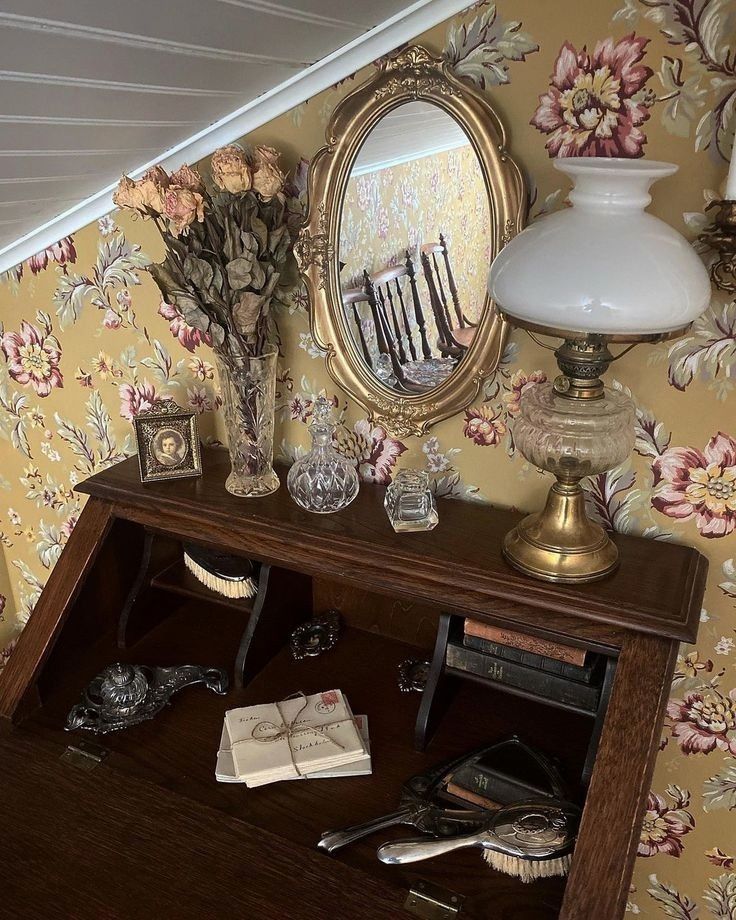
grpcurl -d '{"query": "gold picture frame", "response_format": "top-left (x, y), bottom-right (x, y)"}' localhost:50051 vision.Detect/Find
top-left (133, 399), bottom-right (202, 483)
top-left (296, 45), bottom-right (527, 437)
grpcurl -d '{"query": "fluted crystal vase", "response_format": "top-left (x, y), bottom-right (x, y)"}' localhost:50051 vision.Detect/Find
top-left (217, 345), bottom-right (280, 497)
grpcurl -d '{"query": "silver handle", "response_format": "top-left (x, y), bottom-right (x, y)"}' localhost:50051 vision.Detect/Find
top-left (377, 829), bottom-right (488, 864)
top-left (319, 806), bottom-right (416, 852)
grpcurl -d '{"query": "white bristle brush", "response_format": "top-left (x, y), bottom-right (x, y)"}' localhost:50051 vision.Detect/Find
top-left (377, 801), bottom-right (577, 883)
top-left (183, 543), bottom-right (257, 599)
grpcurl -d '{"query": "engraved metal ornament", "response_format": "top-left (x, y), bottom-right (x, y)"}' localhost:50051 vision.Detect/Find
top-left (297, 44), bottom-right (526, 436)
top-left (290, 610), bottom-right (341, 660)
top-left (398, 658), bottom-right (431, 692)
top-left (65, 663), bottom-right (229, 734)
top-left (699, 200), bottom-right (736, 294)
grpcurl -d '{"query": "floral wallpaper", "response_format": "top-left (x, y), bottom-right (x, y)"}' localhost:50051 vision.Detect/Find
top-left (0, 0), bottom-right (735, 914)
top-left (341, 144), bottom-right (490, 320)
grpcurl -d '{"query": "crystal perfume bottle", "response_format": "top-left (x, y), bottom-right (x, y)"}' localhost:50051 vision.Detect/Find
top-left (287, 396), bottom-right (360, 513)
top-left (384, 469), bottom-right (438, 532)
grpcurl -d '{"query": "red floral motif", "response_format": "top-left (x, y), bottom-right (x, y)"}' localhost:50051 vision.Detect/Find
top-left (638, 790), bottom-right (694, 857)
top-left (531, 34), bottom-right (653, 158)
top-left (0, 636), bottom-right (17, 670)
top-left (666, 689), bottom-right (736, 755)
top-left (27, 237), bottom-right (77, 275)
top-left (337, 419), bottom-right (407, 485)
top-left (463, 406), bottom-right (507, 446)
top-left (652, 433), bottom-right (736, 538)
top-left (118, 381), bottom-right (162, 421)
top-left (1, 319), bottom-right (63, 397)
top-left (158, 299), bottom-right (212, 353)
top-left (504, 370), bottom-right (547, 418)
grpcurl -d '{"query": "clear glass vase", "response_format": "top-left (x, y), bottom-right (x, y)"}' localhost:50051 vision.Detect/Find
top-left (287, 396), bottom-right (360, 513)
top-left (217, 345), bottom-right (280, 497)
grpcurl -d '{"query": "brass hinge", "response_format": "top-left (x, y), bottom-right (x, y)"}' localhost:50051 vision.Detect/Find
top-left (404, 881), bottom-right (464, 919)
top-left (61, 740), bottom-right (110, 771)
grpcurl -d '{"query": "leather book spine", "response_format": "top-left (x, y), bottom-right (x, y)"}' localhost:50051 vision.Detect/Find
top-left (463, 618), bottom-right (587, 666)
top-left (462, 634), bottom-right (596, 684)
top-left (446, 643), bottom-right (600, 711)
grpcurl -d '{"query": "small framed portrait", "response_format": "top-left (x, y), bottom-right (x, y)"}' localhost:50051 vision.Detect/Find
top-left (134, 400), bottom-right (202, 483)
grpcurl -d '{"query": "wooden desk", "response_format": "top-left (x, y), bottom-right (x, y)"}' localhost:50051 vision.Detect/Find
top-left (0, 449), bottom-right (707, 919)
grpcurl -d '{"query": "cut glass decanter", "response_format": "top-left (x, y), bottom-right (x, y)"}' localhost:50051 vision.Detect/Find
top-left (287, 396), bottom-right (360, 513)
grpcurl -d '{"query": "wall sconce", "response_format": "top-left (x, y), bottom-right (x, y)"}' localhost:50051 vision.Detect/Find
top-left (488, 158), bottom-right (711, 584)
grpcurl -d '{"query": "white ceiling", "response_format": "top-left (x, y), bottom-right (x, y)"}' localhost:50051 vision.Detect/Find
top-left (352, 100), bottom-right (469, 175)
top-left (0, 0), bottom-right (472, 268)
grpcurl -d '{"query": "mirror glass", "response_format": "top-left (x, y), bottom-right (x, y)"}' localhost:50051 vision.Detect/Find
top-left (339, 101), bottom-right (491, 394)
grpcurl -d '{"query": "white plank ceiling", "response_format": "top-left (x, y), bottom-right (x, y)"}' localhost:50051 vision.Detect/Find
top-left (0, 0), bottom-right (457, 261)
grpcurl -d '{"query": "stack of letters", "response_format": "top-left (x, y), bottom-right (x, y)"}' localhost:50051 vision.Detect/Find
top-left (216, 689), bottom-right (371, 786)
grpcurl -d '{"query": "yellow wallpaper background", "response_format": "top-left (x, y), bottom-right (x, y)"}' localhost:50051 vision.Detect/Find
top-left (1, 1), bottom-right (735, 914)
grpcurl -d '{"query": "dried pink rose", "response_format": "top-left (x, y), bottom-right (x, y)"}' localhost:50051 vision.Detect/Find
top-left (136, 165), bottom-right (169, 212)
top-left (113, 176), bottom-right (148, 215)
top-left (252, 148), bottom-right (286, 198)
top-left (163, 187), bottom-right (205, 236)
top-left (211, 145), bottom-right (252, 194)
top-left (169, 164), bottom-right (205, 194)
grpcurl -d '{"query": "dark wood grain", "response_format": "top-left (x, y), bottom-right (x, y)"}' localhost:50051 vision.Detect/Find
top-left (76, 450), bottom-right (707, 643)
top-left (25, 599), bottom-right (583, 919)
top-left (559, 633), bottom-right (678, 920)
top-left (0, 724), bottom-right (405, 920)
top-left (0, 498), bottom-right (113, 721)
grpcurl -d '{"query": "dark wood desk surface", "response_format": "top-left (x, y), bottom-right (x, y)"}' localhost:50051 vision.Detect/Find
top-left (77, 449), bottom-right (707, 644)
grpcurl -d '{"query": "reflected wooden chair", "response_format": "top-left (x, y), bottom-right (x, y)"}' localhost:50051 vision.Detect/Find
top-left (342, 287), bottom-right (375, 368)
top-left (362, 257), bottom-right (456, 393)
top-left (421, 233), bottom-right (477, 354)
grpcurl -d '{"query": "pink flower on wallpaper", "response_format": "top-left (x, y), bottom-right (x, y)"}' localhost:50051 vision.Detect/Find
top-left (504, 370), bottom-right (548, 418)
top-left (1, 320), bottom-right (63, 397)
top-left (377, 208), bottom-right (389, 241)
top-left (289, 396), bottom-right (311, 422)
top-left (118, 380), bottom-right (162, 421)
top-left (531, 34), bottom-right (653, 158)
top-left (158, 299), bottom-right (212, 353)
top-left (652, 433), bottom-right (736, 538)
top-left (27, 236), bottom-right (77, 275)
top-left (0, 636), bottom-right (17, 670)
top-left (103, 309), bottom-right (122, 329)
top-left (667, 690), bottom-right (736, 756)
top-left (337, 419), bottom-right (407, 485)
top-left (463, 406), bottom-right (507, 446)
top-left (638, 791), bottom-right (694, 858)
top-left (61, 513), bottom-right (78, 539)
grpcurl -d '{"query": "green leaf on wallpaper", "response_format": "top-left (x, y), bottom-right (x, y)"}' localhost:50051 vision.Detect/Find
top-left (37, 521), bottom-right (63, 569)
top-left (703, 763), bottom-right (736, 812)
top-left (97, 235), bottom-right (147, 292)
top-left (647, 874), bottom-right (700, 920)
top-left (12, 559), bottom-right (44, 592)
top-left (140, 339), bottom-right (173, 384)
top-left (54, 413), bottom-right (95, 473)
top-left (85, 391), bottom-right (113, 457)
top-left (658, 57), bottom-right (707, 138)
top-left (53, 275), bottom-right (97, 329)
top-left (444, 3), bottom-right (538, 89)
top-left (703, 873), bottom-right (736, 920)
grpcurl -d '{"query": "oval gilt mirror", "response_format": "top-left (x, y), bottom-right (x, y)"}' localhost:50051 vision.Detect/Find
top-left (297, 46), bottom-right (527, 437)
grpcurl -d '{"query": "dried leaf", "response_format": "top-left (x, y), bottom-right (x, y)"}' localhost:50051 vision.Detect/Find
top-left (226, 256), bottom-right (256, 291)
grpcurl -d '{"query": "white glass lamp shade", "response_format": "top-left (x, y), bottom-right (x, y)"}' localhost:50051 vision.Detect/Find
top-left (488, 158), bottom-right (711, 336)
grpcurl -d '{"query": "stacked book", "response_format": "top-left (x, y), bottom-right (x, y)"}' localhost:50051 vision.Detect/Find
top-left (446, 620), bottom-right (603, 712)
top-left (216, 689), bottom-right (371, 786)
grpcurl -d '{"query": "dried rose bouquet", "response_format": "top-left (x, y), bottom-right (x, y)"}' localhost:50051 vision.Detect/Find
top-left (113, 145), bottom-right (305, 496)
top-left (113, 144), bottom-right (302, 364)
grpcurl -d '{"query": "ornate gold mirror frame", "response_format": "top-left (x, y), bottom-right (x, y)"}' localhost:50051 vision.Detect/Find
top-left (296, 45), bottom-right (527, 437)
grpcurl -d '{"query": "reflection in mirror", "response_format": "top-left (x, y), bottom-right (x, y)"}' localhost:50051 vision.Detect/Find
top-left (339, 101), bottom-right (491, 394)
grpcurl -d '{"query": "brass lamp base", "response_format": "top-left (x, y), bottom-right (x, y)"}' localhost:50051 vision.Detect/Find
top-left (503, 480), bottom-right (619, 584)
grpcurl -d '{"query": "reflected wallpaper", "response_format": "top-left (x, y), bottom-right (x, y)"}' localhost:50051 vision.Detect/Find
top-left (1, 1), bottom-right (735, 913)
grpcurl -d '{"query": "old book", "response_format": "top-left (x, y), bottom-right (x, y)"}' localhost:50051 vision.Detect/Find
top-left (463, 619), bottom-right (587, 666)
top-left (462, 634), bottom-right (597, 684)
top-left (446, 642), bottom-right (601, 711)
